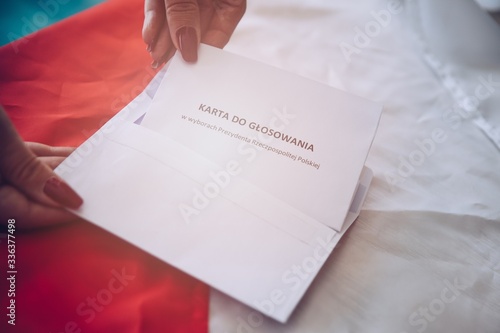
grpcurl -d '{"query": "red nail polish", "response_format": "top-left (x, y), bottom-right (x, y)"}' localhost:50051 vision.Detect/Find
top-left (43, 177), bottom-right (83, 209)
top-left (177, 26), bottom-right (198, 63)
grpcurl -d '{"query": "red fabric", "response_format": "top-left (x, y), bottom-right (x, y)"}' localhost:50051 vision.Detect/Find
top-left (0, 0), bottom-right (209, 332)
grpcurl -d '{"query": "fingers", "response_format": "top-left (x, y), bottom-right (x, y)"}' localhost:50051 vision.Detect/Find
top-left (26, 142), bottom-right (74, 157)
top-left (39, 156), bottom-right (67, 170)
top-left (143, 0), bottom-right (166, 50)
top-left (143, 0), bottom-right (201, 64)
top-left (5, 149), bottom-right (83, 210)
top-left (143, 0), bottom-right (246, 65)
top-left (0, 186), bottom-right (79, 230)
top-left (165, 0), bottom-right (201, 62)
top-left (42, 176), bottom-right (83, 209)
top-left (144, 0), bottom-right (176, 65)
top-left (26, 142), bottom-right (78, 192)
top-left (202, 0), bottom-right (246, 48)
top-left (197, 0), bottom-right (215, 39)
top-left (0, 106), bottom-right (83, 211)
top-left (150, 20), bottom-right (175, 67)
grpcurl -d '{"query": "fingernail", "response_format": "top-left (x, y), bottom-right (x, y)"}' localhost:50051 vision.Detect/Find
top-left (176, 26), bottom-right (198, 63)
top-left (146, 43), bottom-right (152, 53)
top-left (43, 176), bottom-right (83, 209)
top-left (151, 51), bottom-right (171, 69)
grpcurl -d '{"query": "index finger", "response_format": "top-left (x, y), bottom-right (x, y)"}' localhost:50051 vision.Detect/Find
top-left (143, 0), bottom-right (166, 47)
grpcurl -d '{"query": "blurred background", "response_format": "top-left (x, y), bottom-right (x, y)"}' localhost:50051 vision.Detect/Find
top-left (0, 0), bottom-right (105, 46)
top-left (1, 0), bottom-right (499, 47)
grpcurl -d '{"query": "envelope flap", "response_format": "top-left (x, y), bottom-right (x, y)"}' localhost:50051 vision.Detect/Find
top-left (111, 123), bottom-right (336, 244)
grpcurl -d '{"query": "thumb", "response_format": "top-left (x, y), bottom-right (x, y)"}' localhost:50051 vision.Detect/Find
top-left (165, 0), bottom-right (201, 62)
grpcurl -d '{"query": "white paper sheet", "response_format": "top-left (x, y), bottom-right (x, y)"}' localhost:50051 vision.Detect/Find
top-left (142, 44), bottom-right (382, 232)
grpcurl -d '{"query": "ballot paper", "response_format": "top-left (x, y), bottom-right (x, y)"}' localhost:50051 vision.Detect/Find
top-left (55, 45), bottom-right (382, 323)
top-left (142, 45), bottom-right (381, 232)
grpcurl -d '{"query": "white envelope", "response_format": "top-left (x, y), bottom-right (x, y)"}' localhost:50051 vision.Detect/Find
top-left (56, 48), bottom-right (381, 323)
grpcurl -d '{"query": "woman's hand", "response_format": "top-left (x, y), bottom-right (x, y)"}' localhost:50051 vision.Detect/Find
top-left (143, 0), bottom-right (246, 66)
top-left (0, 106), bottom-right (83, 229)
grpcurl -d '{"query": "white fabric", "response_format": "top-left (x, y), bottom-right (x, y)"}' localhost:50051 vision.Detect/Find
top-left (209, 0), bottom-right (500, 332)
top-left (475, 0), bottom-right (500, 11)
